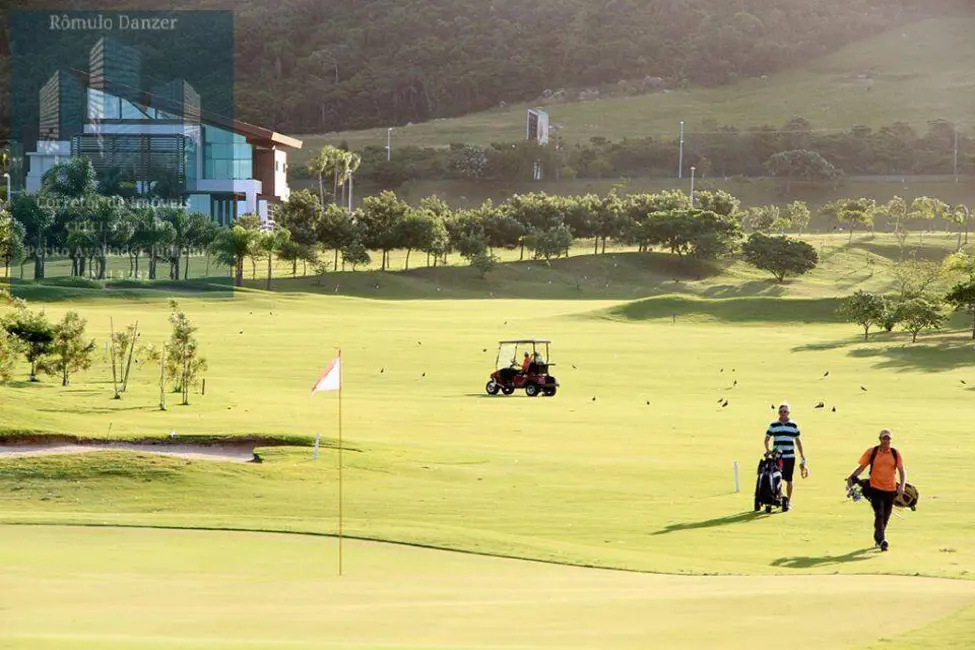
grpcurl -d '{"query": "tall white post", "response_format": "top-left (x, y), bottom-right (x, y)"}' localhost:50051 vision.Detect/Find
top-left (387, 128), bottom-right (392, 162)
top-left (690, 166), bottom-right (696, 205)
top-left (347, 173), bottom-right (353, 213)
top-left (313, 432), bottom-right (321, 460)
top-left (2, 173), bottom-right (10, 207)
top-left (678, 122), bottom-right (684, 179)
top-left (954, 124), bottom-right (959, 183)
top-left (734, 461), bottom-right (740, 493)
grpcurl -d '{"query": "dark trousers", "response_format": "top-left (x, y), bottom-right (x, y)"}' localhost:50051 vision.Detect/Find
top-left (870, 489), bottom-right (896, 545)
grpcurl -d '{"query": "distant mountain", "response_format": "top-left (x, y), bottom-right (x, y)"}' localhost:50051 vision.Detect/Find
top-left (0, 0), bottom-right (961, 141)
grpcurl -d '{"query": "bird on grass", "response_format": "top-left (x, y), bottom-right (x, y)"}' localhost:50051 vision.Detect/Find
top-left (861, 386), bottom-right (868, 392)
top-left (831, 406), bottom-right (837, 412)
top-left (421, 372), bottom-right (426, 378)
top-left (592, 396), bottom-right (597, 402)
top-left (721, 400), bottom-right (729, 408)
top-left (733, 380), bottom-right (737, 387)
top-left (814, 402), bottom-right (825, 409)
top-left (822, 371), bottom-right (830, 378)
top-left (961, 380), bottom-right (967, 385)
top-left (718, 398), bottom-right (725, 404)
top-left (571, 364), bottom-right (578, 369)
top-left (646, 401), bottom-right (650, 405)
top-left (380, 368), bottom-right (385, 374)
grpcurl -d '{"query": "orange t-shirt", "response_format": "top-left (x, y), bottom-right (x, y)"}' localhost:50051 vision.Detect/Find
top-left (859, 446), bottom-right (904, 492)
top-left (522, 357), bottom-right (531, 372)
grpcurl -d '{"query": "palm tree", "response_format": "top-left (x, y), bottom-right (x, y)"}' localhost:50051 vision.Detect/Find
top-left (255, 225), bottom-right (291, 290)
top-left (210, 225), bottom-right (257, 287)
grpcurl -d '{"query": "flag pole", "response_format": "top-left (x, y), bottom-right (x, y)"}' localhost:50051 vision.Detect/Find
top-left (338, 348), bottom-right (343, 577)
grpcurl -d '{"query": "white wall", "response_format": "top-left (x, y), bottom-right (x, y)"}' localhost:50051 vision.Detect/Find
top-left (25, 141), bottom-right (72, 191)
top-left (274, 148), bottom-right (290, 201)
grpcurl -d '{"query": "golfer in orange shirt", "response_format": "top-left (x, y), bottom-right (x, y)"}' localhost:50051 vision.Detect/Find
top-left (845, 429), bottom-right (907, 551)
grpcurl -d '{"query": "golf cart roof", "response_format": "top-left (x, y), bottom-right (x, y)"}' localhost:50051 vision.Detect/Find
top-left (499, 340), bottom-right (551, 344)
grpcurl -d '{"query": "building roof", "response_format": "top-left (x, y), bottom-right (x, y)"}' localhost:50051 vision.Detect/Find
top-left (65, 68), bottom-right (302, 150)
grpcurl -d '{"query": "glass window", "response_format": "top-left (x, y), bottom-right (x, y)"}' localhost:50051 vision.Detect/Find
top-left (120, 98), bottom-right (149, 119)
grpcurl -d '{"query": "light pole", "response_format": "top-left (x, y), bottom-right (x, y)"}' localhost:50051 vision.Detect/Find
top-left (347, 170), bottom-right (354, 213)
top-left (387, 128), bottom-right (392, 162)
top-left (678, 121), bottom-right (684, 179)
top-left (2, 173), bottom-right (9, 208)
top-left (690, 166), bottom-right (696, 205)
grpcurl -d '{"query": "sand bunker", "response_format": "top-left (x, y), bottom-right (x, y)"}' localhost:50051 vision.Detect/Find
top-left (0, 438), bottom-right (261, 463)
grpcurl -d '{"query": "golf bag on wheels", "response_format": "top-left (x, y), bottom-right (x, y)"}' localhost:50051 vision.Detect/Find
top-left (754, 451), bottom-right (784, 513)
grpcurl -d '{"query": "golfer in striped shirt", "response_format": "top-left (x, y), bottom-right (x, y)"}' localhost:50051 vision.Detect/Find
top-left (764, 402), bottom-right (806, 511)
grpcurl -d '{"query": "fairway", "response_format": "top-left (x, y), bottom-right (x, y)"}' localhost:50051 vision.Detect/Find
top-left (3, 235), bottom-right (975, 647)
top-left (2, 525), bottom-right (974, 650)
top-left (299, 17), bottom-right (975, 159)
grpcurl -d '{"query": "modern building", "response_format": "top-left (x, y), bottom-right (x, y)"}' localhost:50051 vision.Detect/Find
top-left (23, 37), bottom-right (302, 224)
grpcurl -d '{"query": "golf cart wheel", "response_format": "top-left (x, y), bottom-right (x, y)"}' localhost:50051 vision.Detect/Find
top-left (485, 381), bottom-right (500, 396)
top-left (543, 387), bottom-right (556, 396)
top-left (501, 386), bottom-right (515, 395)
top-left (524, 383), bottom-right (540, 397)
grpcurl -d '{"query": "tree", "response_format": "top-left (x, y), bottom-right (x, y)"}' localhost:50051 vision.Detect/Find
top-left (471, 251), bottom-right (499, 279)
top-left (786, 201), bottom-right (811, 235)
top-left (307, 145), bottom-right (342, 206)
top-left (741, 233), bottom-right (818, 282)
top-left (210, 225), bottom-right (257, 287)
top-left (255, 225), bottom-right (292, 290)
top-left (0, 327), bottom-right (15, 382)
top-left (948, 204), bottom-right (971, 249)
top-left (743, 205), bottom-right (780, 233)
top-left (359, 191), bottom-right (410, 270)
top-left (277, 189), bottom-right (323, 249)
top-left (694, 190), bottom-right (741, 219)
top-left (945, 280), bottom-right (975, 340)
top-left (525, 224), bottom-right (574, 263)
top-left (186, 212), bottom-right (219, 279)
top-left (838, 290), bottom-right (886, 340)
top-left (909, 196), bottom-right (949, 244)
top-left (396, 209), bottom-right (438, 270)
top-left (166, 300), bottom-right (207, 405)
top-left (942, 251), bottom-right (975, 282)
top-left (881, 196), bottom-right (909, 252)
top-left (318, 203), bottom-right (357, 271)
top-left (0, 208), bottom-right (25, 279)
top-left (764, 149), bottom-right (839, 193)
top-left (822, 197), bottom-right (876, 242)
top-left (341, 239), bottom-right (371, 271)
top-left (39, 311), bottom-right (95, 386)
top-left (892, 255), bottom-right (943, 299)
top-left (10, 192), bottom-right (55, 280)
top-left (3, 306), bottom-right (55, 381)
top-left (899, 297), bottom-right (944, 343)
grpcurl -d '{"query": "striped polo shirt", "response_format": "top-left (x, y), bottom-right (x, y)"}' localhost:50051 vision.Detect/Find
top-left (766, 419), bottom-right (800, 459)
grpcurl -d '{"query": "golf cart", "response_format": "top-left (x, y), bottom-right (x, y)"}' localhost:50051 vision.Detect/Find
top-left (485, 339), bottom-right (559, 397)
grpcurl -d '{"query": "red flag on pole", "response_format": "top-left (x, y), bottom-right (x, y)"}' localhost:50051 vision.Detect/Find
top-left (312, 354), bottom-right (341, 393)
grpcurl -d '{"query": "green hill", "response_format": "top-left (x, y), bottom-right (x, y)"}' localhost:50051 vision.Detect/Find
top-left (0, 0), bottom-right (962, 142)
top-left (304, 16), bottom-right (975, 156)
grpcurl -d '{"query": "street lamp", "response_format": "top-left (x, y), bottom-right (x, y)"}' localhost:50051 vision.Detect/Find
top-left (678, 121), bottom-right (684, 179)
top-left (2, 173), bottom-right (9, 208)
top-left (386, 128), bottom-right (393, 162)
top-left (689, 166), bottom-right (696, 205)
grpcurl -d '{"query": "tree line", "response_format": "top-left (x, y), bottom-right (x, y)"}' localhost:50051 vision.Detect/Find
top-left (2, 155), bottom-right (972, 289)
top-left (0, 290), bottom-right (206, 406)
top-left (838, 253), bottom-right (975, 343)
top-left (303, 117), bottom-right (975, 189)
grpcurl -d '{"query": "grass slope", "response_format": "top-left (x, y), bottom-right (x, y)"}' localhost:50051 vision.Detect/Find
top-left (300, 18), bottom-right (975, 158)
top-left (2, 525), bottom-right (974, 650)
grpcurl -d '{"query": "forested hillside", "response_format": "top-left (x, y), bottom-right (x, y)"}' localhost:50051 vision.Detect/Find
top-left (0, 0), bottom-right (961, 141)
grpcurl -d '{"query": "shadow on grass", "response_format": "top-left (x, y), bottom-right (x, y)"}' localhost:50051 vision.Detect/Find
top-left (34, 405), bottom-right (150, 415)
top-left (848, 341), bottom-right (975, 372)
top-left (611, 296), bottom-right (846, 324)
top-left (770, 547), bottom-right (875, 569)
top-left (699, 280), bottom-right (788, 299)
top-left (652, 511), bottom-right (763, 535)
